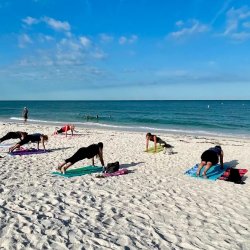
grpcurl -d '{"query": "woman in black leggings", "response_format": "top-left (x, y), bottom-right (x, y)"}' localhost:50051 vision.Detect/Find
top-left (0, 131), bottom-right (27, 143)
top-left (58, 142), bottom-right (105, 174)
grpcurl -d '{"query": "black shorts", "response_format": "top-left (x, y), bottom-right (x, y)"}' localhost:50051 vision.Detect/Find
top-left (201, 150), bottom-right (218, 165)
top-left (57, 128), bottom-right (63, 134)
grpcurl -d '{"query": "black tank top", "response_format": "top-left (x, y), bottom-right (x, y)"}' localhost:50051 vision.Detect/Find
top-left (85, 144), bottom-right (100, 159)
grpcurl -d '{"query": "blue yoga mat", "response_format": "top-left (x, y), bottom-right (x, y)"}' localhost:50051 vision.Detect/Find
top-left (185, 164), bottom-right (226, 181)
top-left (52, 165), bottom-right (103, 178)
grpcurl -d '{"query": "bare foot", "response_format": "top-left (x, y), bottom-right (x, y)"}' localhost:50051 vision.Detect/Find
top-left (196, 170), bottom-right (200, 177)
top-left (202, 173), bottom-right (208, 179)
top-left (56, 165), bottom-right (62, 172)
top-left (61, 166), bottom-right (66, 174)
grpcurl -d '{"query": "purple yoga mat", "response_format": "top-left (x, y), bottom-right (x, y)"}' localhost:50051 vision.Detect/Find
top-left (9, 149), bottom-right (49, 156)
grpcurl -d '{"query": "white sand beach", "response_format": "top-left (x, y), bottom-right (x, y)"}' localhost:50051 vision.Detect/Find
top-left (0, 122), bottom-right (249, 250)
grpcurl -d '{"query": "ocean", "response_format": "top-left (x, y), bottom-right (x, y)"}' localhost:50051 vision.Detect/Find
top-left (0, 100), bottom-right (250, 138)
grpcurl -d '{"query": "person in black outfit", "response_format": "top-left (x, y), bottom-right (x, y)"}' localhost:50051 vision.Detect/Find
top-left (57, 142), bottom-right (105, 174)
top-left (196, 145), bottom-right (224, 178)
top-left (9, 133), bottom-right (48, 152)
top-left (0, 131), bottom-right (28, 143)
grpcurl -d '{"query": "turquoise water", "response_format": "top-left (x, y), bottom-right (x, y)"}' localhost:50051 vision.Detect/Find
top-left (0, 100), bottom-right (250, 137)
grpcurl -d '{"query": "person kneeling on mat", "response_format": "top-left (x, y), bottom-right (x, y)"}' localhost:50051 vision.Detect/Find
top-left (57, 142), bottom-right (105, 174)
top-left (196, 145), bottom-right (224, 178)
top-left (9, 133), bottom-right (48, 152)
top-left (146, 132), bottom-right (173, 153)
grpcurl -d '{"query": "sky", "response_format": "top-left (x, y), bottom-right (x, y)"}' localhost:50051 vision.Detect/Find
top-left (0, 0), bottom-right (250, 100)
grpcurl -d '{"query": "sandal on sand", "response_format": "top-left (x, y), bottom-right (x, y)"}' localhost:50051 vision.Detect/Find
top-left (96, 174), bottom-right (105, 178)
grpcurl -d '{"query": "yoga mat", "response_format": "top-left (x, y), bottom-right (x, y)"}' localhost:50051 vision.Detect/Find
top-left (9, 149), bottom-right (49, 156)
top-left (145, 145), bottom-right (164, 153)
top-left (0, 143), bottom-right (12, 148)
top-left (52, 165), bottom-right (103, 178)
top-left (219, 168), bottom-right (248, 181)
top-left (185, 164), bottom-right (226, 181)
top-left (104, 168), bottom-right (129, 177)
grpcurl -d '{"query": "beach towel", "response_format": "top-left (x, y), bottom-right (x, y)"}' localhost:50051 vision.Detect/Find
top-left (185, 164), bottom-right (226, 181)
top-left (145, 145), bottom-right (164, 153)
top-left (9, 149), bottom-right (50, 156)
top-left (52, 165), bottom-right (103, 178)
top-left (219, 168), bottom-right (248, 183)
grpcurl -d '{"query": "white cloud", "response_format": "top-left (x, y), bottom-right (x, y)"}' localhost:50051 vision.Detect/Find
top-left (243, 21), bottom-right (250, 28)
top-left (210, 0), bottom-right (233, 25)
top-left (91, 49), bottom-right (107, 59)
top-left (79, 36), bottom-right (91, 47)
top-left (230, 32), bottom-right (250, 40)
top-left (18, 34), bottom-right (33, 48)
top-left (99, 33), bottom-right (114, 43)
top-left (42, 16), bottom-right (71, 32)
top-left (119, 35), bottom-right (138, 45)
top-left (222, 6), bottom-right (250, 41)
top-left (38, 34), bottom-right (54, 43)
top-left (169, 19), bottom-right (209, 39)
top-left (175, 20), bottom-right (184, 27)
top-left (22, 16), bottom-right (39, 26)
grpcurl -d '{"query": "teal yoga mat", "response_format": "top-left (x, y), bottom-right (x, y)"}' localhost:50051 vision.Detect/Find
top-left (52, 165), bottom-right (103, 178)
top-left (185, 164), bottom-right (226, 181)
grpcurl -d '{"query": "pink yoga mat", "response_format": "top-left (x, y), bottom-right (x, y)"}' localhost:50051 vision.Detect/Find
top-left (103, 168), bottom-right (129, 177)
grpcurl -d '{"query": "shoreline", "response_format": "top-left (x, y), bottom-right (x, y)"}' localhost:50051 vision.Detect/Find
top-left (2, 117), bottom-right (250, 140)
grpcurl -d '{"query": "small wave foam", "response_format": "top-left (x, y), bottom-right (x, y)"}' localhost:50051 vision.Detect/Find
top-left (9, 117), bottom-right (249, 138)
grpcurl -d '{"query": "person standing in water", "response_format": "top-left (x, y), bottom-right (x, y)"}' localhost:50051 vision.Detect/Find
top-left (22, 107), bottom-right (28, 123)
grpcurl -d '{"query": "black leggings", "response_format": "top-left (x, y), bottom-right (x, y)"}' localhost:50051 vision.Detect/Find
top-left (0, 132), bottom-right (20, 142)
top-left (65, 148), bottom-right (88, 165)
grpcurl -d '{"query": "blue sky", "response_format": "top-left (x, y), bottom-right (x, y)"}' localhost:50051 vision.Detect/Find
top-left (0, 0), bottom-right (250, 100)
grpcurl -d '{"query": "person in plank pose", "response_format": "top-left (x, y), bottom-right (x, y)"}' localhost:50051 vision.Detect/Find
top-left (146, 132), bottom-right (174, 153)
top-left (54, 124), bottom-right (76, 137)
top-left (0, 131), bottom-right (27, 143)
top-left (9, 133), bottom-right (48, 152)
top-left (57, 142), bottom-right (105, 174)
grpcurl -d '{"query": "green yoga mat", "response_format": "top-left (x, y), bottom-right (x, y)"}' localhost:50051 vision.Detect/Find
top-left (52, 165), bottom-right (103, 178)
top-left (145, 145), bottom-right (164, 153)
